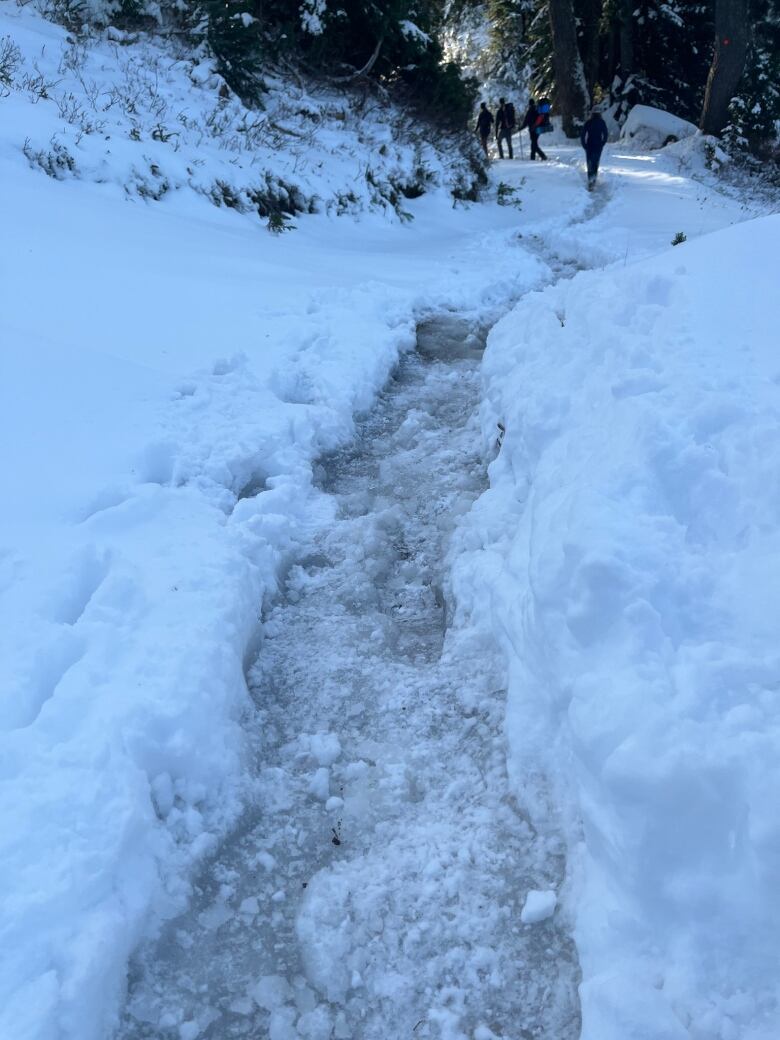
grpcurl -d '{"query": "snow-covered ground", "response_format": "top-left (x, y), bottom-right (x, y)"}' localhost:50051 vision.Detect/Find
top-left (457, 151), bottom-right (780, 1040)
top-left (1, 151), bottom-right (551, 1040)
top-left (3, 3), bottom-right (780, 1034)
top-left (1, 11), bottom-right (558, 1037)
top-left (0, 3), bottom-right (482, 219)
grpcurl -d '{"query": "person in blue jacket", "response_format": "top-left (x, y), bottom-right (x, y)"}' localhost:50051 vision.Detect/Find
top-left (580, 109), bottom-right (609, 189)
top-left (522, 99), bottom-right (547, 161)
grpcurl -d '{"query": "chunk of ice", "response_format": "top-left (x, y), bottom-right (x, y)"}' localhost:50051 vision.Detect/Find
top-left (520, 889), bottom-right (557, 924)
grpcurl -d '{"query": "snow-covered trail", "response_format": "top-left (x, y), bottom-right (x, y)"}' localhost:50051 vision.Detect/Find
top-left (493, 141), bottom-right (762, 267)
top-left (111, 144), bottom-right (759, 1040)
top-left (3, 68), bottom-right (766, 1037)
top-left (118, 316), bottom-right (580, 1040)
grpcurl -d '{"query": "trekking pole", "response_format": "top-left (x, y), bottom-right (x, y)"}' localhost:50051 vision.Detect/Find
top-left (519, 130), bottom-right (524, 160)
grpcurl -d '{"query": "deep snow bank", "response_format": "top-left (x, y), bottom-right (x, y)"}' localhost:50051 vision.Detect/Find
top-left (460, 215), bottom-right (780, 1039)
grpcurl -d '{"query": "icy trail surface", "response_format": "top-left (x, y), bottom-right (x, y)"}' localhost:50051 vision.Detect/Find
top-left (118, 317), bottom-right (580, 1040)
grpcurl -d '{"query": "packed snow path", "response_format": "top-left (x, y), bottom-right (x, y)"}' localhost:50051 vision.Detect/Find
top-left (118, 316), bottom-right (580, 1040)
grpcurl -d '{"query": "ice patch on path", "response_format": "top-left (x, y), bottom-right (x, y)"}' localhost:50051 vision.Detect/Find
top-left (461, 214), bottom-right (780, 1040)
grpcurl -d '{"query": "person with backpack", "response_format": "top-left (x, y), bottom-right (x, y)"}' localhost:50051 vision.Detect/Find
top-left (495, 98), bottom-right (515, 159)
top-left (580, 108), bottom-right (609, 188)
top-left (476, 102), bottom-right (494, 158)
top-left (522, 98), bottom-right (547, 161)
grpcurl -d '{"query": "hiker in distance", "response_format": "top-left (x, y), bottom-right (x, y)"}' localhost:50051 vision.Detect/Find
top-left (522, 99), bottom-right (547, 161)
top-left (581, 108), bottom-right (609, 189)
top-left (496, 98), bottom-right (516, 159)
top-left (476, 102), bottom-right (494, 158)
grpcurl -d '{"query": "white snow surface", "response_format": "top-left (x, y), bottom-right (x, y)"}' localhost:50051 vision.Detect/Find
top-left (0, 3), bottom-right (479, 221)
top-left (2, 4), bottom-right (779, 1035)
top-left (621, 104), bottom-right (698, 149)
top-left (0, 9), bottom-right (558, 1039)
top-left (0, 157), bottom-right (548, 1040)
top-left (456, 164), bottom-right (780, 1037)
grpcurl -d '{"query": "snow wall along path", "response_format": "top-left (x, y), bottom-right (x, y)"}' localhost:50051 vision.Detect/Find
top-left (456, 213), bottom-right (780, 1040)
top-left (1, 148), bottom-right (573, 1039)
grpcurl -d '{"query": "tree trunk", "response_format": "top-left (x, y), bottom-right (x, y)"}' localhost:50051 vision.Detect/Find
top-left (619, 0), bottom-right (634, 79)
top-left (700, 0), bottom-right (749, 135)
top-left (606, 21), bottom-right (620, 85)
top-left (548, 0), bottom-right (589, 136)
top-left (579, 0), bottom-right (603, 97)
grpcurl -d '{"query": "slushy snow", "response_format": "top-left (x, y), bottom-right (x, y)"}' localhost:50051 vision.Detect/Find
top-left (117, 316), bottom-right (580, 1040)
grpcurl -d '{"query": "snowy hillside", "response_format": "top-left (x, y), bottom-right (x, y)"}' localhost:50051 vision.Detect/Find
top-left (2, 1), bottom-right (780, 1037)
top-left (1, 4), bottom-right (483, 222)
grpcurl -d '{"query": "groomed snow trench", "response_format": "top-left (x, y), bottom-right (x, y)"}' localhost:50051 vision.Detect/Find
top-left (116, 312), bottom-right (582, 1040)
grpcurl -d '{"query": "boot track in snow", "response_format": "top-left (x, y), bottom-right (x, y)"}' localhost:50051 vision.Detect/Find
top-left (117, 315), bottom-right (581, 1040)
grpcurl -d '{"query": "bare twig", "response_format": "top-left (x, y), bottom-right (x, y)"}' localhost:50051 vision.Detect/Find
top-left (328, 35), bottom-right (384, 84)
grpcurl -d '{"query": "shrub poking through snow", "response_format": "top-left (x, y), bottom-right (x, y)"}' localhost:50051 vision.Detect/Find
top-left (0, 34), bottom-right (21, 90)
top-left (267, 211), bottom-right (295, 233)
top-left (4, 6), bottom-right (487, 222)
top-left (671, 230), bottom-right (687, 245)
top-left (22, 136), bottom-right (77, 177)
top-left (497, 180), bottom-right (522, 207)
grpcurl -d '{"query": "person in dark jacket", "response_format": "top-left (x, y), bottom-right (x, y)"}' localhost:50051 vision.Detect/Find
top-left (581, 109), bottom-right (609, 188)
top-left (522, 99), bottom-right (547, 161)
top-left (476, 102), bottom-right (494, 158)
top-left (495, 98), bottom-right (515, 159)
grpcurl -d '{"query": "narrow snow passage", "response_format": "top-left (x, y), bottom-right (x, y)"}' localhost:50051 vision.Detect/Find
top-left (118, 317), bottom-right (580, 1040)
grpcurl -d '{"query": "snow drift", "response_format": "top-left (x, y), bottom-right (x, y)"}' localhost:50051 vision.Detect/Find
top-left (461, 214), bottom-right (780, 1039)
top-left (621, 104), bottom-right (698, 150)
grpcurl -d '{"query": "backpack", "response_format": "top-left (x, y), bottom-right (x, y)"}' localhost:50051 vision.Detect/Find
top-left (536, 98), bottom-right (553, 134)
top-left (505, 102), bottom-right (516, 129)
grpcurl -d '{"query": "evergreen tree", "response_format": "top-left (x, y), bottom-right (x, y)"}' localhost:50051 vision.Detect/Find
top-left (723, 0), bottom-right (780, 153)
top-left (486, 0), bottom-right (535, 82)
top-left (522, 0), bottom-right (714, 123)
top-left (632, 0), bottom-right (713, 118)
top-left (200, 0), bottom-right (267, 101)
top-left (525, 0), bottom-right (555, 94)
top-left (38, 0), bottom-right (780, 153)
